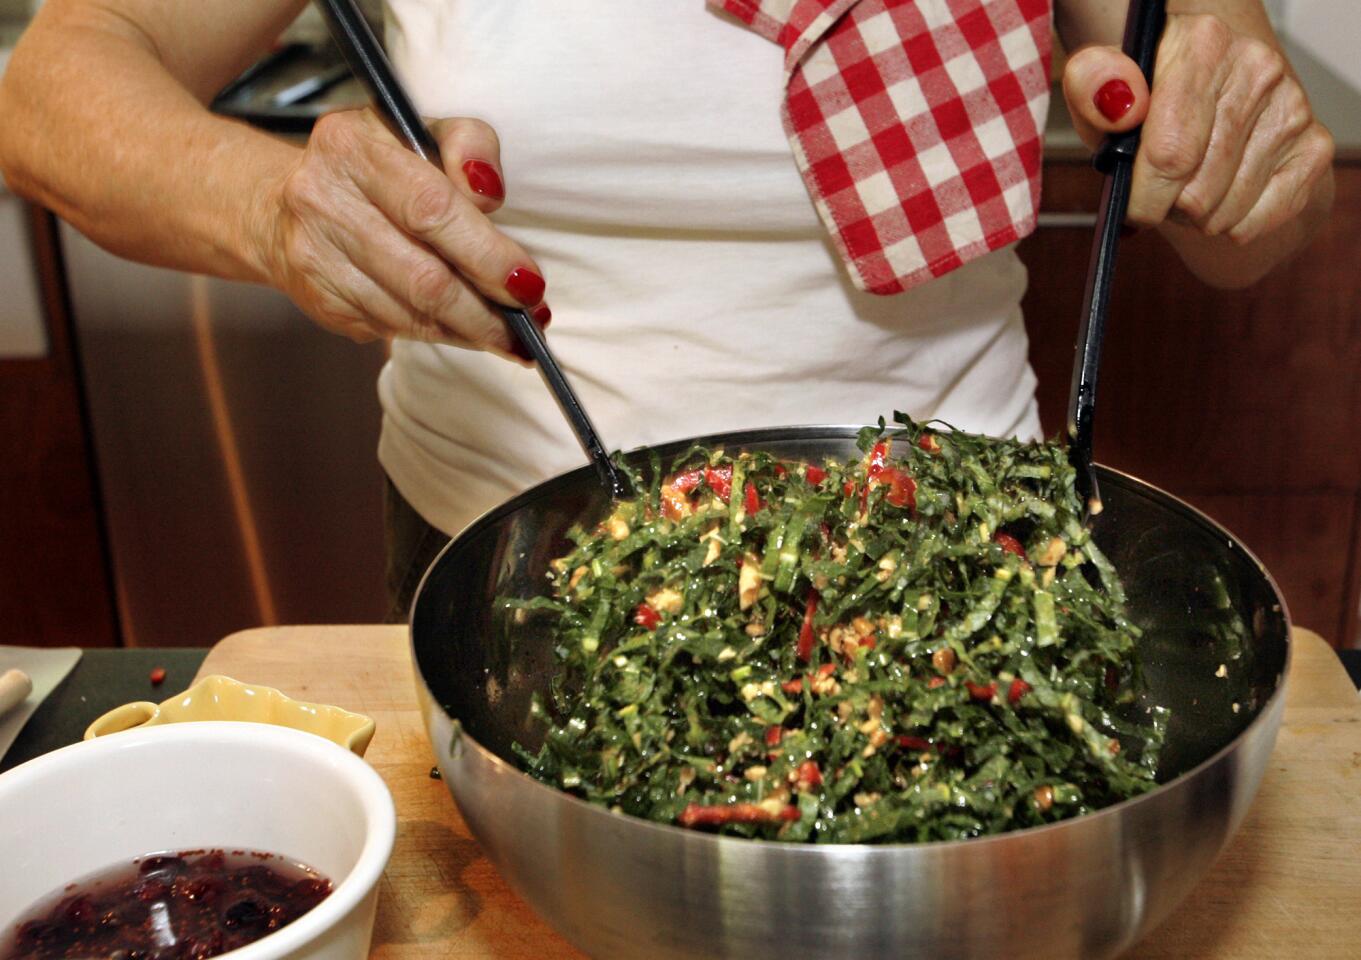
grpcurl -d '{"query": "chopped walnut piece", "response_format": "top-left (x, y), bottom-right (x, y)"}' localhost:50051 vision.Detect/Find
top-left (932, 647), bottom-right (957, 675)
top-left (647, 586), bottom-right (683, 614)
top-left (676, 767), bottom-right (696, 795)
top-left (861, 728), bottom-right (889, 758)
top-left (660, 484), bottom-right (692, 522)
top-left (856, 695), bottom-right (885, 735)
top-left (812, 671), bottom-right (842, 697)
top-left (739, 553), bottom-right (762, 610)
top-left (1035, 536), bottom-right (1068, 567)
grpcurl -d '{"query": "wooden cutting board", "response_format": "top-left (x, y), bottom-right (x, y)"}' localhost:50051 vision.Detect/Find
top-left (198, 626), bottom-right (1361, 959)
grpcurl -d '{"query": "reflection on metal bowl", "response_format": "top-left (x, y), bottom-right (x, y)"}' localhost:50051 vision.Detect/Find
top-left (411, 427), bottom-right (1289, 960)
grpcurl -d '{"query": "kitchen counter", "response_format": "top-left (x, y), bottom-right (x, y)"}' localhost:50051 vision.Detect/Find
top-left (152, 623), bottom-right (1361, 960)
top-left (2, 626), bottom-right (1359, 954)
top-left (0, 647), bottom-right (209, 773)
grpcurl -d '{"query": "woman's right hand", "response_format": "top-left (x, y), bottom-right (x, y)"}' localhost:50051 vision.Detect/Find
top-left (258, 108), bottom-right (548, 361)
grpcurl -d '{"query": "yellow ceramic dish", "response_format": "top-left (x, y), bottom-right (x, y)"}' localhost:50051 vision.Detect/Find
top-left (84, 674), bottom-right (376, 756)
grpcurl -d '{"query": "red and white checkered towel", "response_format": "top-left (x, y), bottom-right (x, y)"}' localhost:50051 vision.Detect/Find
top-left (711, 0), bottom-right (1053, 295)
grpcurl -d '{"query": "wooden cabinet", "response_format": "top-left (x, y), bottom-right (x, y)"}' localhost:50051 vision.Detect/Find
top-left (0, 206), bottom-right (118, 647)
top-left (1019, 162), bottom-right (1361, 646)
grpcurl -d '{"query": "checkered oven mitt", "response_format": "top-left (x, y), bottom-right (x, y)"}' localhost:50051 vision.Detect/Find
top-left (713, 0), bottom-right (1053, 295)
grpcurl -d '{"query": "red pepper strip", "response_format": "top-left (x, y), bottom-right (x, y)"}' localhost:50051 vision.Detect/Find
top-left (860, 442), bottom-right (887, 512)
top-left (928, 676), bottom-right (946, 689)
top-left (669, 468), bottom-right (705, 494)
top-left (796, 590), bottom-right (820, 662)
top-left (705, 465), bottom-right (733, 502)
top-left (806, 465), bottom-right (827, 485)
top-left (795, 760), bottom-right (823, 789)
top-left (743, 481), bottom-right (762, 516)
top-left (966, 681), bottom-right (998, 702)
top-left (149, 667), bottom-right (166, 686)
top-left (861, 441), bottom-right (914, 512)
top-left (896, 735), bottom-right (932, 751)
top-left (867, 440), bottom-right (890, 480)
top-left (764, 726), bottom-right (784, 747)
top-left (843, 479), bottom-right (856, 498)
top-left (993, 532), bottom-right (1026, 559)
top-left (918, 433), bottom-right (940, 453)
top-left (815, 662), bottom-right (837, 678)
top-left (882, 468), bottom-right (916, 509)
top-left (774, 464), bottom-right (789, 478)
top-left (1008, 678), bottom-right (1031, 705)
top-left (678, 803), bottom-right (800, 828)
top-left (633, 603), bottom-right (661, 630)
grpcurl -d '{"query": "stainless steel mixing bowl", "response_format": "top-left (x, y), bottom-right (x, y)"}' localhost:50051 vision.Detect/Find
top-left (411, 427), bottom-right (1290, 959)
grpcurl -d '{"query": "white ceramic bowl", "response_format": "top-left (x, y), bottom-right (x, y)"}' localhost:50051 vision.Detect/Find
top-left (0, 722), bottom-right (395, 960)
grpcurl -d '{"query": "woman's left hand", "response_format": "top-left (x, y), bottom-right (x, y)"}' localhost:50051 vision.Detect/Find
top-left (1061, 13), bottom-right (1333, 247)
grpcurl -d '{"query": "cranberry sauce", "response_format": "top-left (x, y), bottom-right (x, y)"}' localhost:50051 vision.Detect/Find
top-left (1, 850), bottom-right (333, 960)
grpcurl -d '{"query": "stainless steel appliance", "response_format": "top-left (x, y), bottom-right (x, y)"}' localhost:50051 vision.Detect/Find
top-left (60, 226), bottom-right (389, 645)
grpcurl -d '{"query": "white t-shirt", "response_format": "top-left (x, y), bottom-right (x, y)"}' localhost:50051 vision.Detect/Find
top-left (379, 0), bottom-right (1042, 536)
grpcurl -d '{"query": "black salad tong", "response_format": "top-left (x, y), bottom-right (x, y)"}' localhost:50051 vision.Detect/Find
top-left (313, 0), bottom-right (633, 500)
top-left (1067, 0), bottom-right (1167, 520)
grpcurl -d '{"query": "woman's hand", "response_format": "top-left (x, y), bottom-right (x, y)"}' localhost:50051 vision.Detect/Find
top-left (1061, 13), bottom-right (1333, 253)
top-left (259, 108), bottom-right (549, 360)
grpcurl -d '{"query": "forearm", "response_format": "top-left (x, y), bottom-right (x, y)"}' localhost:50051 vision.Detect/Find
top-left (0, 3), bottom-right (299, 283)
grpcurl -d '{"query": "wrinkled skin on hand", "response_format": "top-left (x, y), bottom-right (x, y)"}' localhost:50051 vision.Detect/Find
top-left (1062, 13), bottom-right (1333, 247)
top-left (261, 109), bottom-right (548, 360)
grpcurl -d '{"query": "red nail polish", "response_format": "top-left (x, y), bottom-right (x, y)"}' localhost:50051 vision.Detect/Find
top-left (505, 268), bottom-right (546, 307)
top-left (462, 159), bottom-right (504, 200)
top-left (531, 303), bottom-right (551, 329)
top-left (1094, 79), bottom-right (1135, 123)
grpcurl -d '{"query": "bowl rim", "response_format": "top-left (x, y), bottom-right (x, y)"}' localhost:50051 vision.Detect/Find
top-left (0, 721), bottom-right (396, 959)
top-left (410, 422), bottom-right (1294, 856)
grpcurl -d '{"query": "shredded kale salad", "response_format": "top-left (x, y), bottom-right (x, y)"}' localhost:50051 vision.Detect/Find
top-left (511, 415), bottom-right (1169, 843)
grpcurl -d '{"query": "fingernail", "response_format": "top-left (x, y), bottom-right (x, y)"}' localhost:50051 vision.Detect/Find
top-left (531, 303), bottom-right (551, 329)
top-left (462, 159), bottom-right (504, 200)
top-left (1094, 79), bottom-right (1135, 123)
top-left (505, 268), bottom-right (546, 307)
